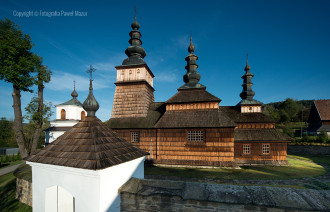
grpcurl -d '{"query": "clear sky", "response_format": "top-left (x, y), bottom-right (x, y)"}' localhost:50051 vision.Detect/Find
top-left (0, 0), bottom-right (329, 121)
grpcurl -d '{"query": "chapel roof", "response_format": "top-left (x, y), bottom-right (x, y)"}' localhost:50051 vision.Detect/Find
top-left (220, 106), bottom-right (274, 123)
top-left (234, 129), bottom-right (292, 142)
top-left (166, 89), bottom-right (221, 104)
top-left (154, 109), bottom-right (236, 128)
top-left (27, 116), bottom-right (147, 170)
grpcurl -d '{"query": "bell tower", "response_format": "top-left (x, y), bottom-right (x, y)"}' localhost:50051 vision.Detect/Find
top-left (111, 12), bottom-right (155, 118)
top-left (237, 54), bottom-right (263, 113)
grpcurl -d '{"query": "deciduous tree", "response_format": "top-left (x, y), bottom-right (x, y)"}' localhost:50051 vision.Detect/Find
top-left (0, 19), bottom-right (51, 159)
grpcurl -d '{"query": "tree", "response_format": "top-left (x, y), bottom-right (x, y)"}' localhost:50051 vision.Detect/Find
top-left (279, 98), bottom-right (299, 121)
top-left (0, 117), bottom-right (16, 148)
top-left (0, 19), bottom-right (51, 159)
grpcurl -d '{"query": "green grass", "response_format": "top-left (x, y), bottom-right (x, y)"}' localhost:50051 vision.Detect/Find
top-left (0, 172), bottom-right (32, 212)
top-left (145, 155), bottom-right (327, 181)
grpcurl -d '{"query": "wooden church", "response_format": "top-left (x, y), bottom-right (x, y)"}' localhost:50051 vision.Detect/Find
top-left (107, 16), bottom-right (291, 167)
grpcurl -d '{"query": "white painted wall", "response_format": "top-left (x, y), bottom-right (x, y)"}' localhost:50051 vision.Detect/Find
top-left (99, 156), bottom-right (145, 212)
top-left (241, 105), bottom-right (262, 113)
top-left (45, 120), bottom-right (79, 144)
top-left (27, 156), bottom-right (145, 212)
top-left (56, 105), bottom-right (86, 120)
top-left (116, 67), bottom-right (153, 87)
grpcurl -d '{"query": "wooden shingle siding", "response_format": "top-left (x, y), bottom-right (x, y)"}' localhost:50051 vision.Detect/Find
top-left (114, 128), bottom-right (235, 166)
top-left (234, 142), bottom-right (287, 164)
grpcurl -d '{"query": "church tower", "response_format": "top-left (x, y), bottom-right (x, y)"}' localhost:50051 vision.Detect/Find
top-left (111, 13), bottom-right (155, 118)
top-left (237, 56), bottom-right (263, 113)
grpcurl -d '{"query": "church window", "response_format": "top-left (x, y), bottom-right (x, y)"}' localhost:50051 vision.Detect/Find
top-left (60, 109), bottom-right (66, 120)
top-left (187, 130), bottom-right (204, 142)
top-left (249, 107), bottom-right (252, 111)
top-left (81, 111), bottom-right (86, 119)
top-left (131, 132), bottom-right (140, 142)
top-left (262, 144), bottom-right (270, 154)
top-left (243, 144), bottom-right (250, 154)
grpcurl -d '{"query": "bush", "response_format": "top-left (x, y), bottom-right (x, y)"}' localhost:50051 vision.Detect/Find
top-left (4, 155), bottom-right (9, 163)
top-left (318, 131), bottom-right (328, 143)
top-left (17, 152), bottom-right (21, 160)
top-left (282, 126), bottom-right (294, 137)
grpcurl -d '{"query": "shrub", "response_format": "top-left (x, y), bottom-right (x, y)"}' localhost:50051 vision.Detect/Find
top-left (4, 155), bottom-right (9, 163)
top-left (282, 126), bottom-right (294, 137)
top-left (17, 152), bottom-right (21, 160)
top-left (318, 131), bottom-right (328, 143)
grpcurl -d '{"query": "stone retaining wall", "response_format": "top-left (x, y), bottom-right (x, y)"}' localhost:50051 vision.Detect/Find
top-left (16, 178), bottom-right (32, 206)
top-left (120, 178), bottom-right (330, 212)
top-left (288, 145), bottom-right (330, 155)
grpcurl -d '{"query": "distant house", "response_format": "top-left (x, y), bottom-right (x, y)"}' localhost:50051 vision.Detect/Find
top-left (308, 100), bottom-right (330, 136)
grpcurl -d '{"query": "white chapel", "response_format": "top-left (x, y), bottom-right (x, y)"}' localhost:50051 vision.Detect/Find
top-left (45, 84), bottom-right (86, 144)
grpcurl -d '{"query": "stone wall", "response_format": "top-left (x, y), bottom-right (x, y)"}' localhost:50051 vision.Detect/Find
top-left (120, 178), bottom-right (330, 212)
top-left (288, 144), bottom-right (330, 155)
top-left (16, 178), bottom-right (32, 206)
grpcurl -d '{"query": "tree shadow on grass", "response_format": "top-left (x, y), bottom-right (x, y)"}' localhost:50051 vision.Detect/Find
top-left (0, 175), bottom-right (31, 212)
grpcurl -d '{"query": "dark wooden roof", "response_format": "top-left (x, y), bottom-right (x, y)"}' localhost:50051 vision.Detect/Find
top-left (154, 109), bottom-right (236, 128)
top-left (166, 89), bottom-right (221, 104)
top-left (108, 102), bottom-right (165, 129)
top-left (235, 129), bottom-right (292, 142)
top-left (27, 116), bottom-right (147, 170)
top-left (220, 106), bottom-right (274, 123)
top-left (314, 100), bottom-right (330, 121)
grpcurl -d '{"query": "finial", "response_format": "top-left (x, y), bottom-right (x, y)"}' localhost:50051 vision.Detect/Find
top-left (134, 5), bottom-right (137, 21)
top-left (86, 65), bottom-right (96, 82)
top-left (188, 35), bottom-right (195, 53)
top-left (71, 80), bottom-right (78, 98)
top-left (244, 53), bottom-right (251, 71)
top-left (83, 65), bottom-right (99, 116)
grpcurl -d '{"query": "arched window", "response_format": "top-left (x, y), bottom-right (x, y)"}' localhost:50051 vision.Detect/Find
top-left (81, 111), bottom-right (86, 119)
top-left (60, 109), bottom-right (66, 120)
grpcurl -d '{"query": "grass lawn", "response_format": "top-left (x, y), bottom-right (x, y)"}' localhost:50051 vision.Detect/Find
top-left (0, 172), bottom-right (32, 212)
top-left (145, 155), bottom-right (328, 181)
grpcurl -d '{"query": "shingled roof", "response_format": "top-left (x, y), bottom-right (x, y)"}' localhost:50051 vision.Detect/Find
top-left (220, 106), bottom-right (274, 123)
top-left (57, 98), bottom-right (83, 107)
top-left (154, 109), bottom-right (236, 128)
top-left (27, 116), bottom-right (147, 170)
top-left (108, 102), bottom-right (165, 129)
top-left (235, 129), bottom-right (292, 142)
top-left (314, 100), bottom-right (330, 121)
top-left (166, 89), bottom-right (221, 104)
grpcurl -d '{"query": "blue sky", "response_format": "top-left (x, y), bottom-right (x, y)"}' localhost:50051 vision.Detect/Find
top-left (0, 0), bottom-right (329, 121)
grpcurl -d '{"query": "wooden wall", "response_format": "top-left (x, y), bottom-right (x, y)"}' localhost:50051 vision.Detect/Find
top-left (234, 142), bottom-right (287, 164)
top-left (113, 128), bottom-right (235, 167)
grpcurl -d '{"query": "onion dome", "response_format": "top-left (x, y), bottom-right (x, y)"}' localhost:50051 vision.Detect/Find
top-left (71, 81), bottom-right (78, 99)
top-left (179, 36), bottom-right (206, 90)
top-left (238, 55), bottom-right (263, 105)
top-left (83, 66), bottom-right (100, 117)
top-left (122, 12), bottom-right (147, 66)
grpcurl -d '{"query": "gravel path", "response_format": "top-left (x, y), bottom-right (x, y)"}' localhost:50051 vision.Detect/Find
top-left (0, 163), bottom-right (22, 176)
